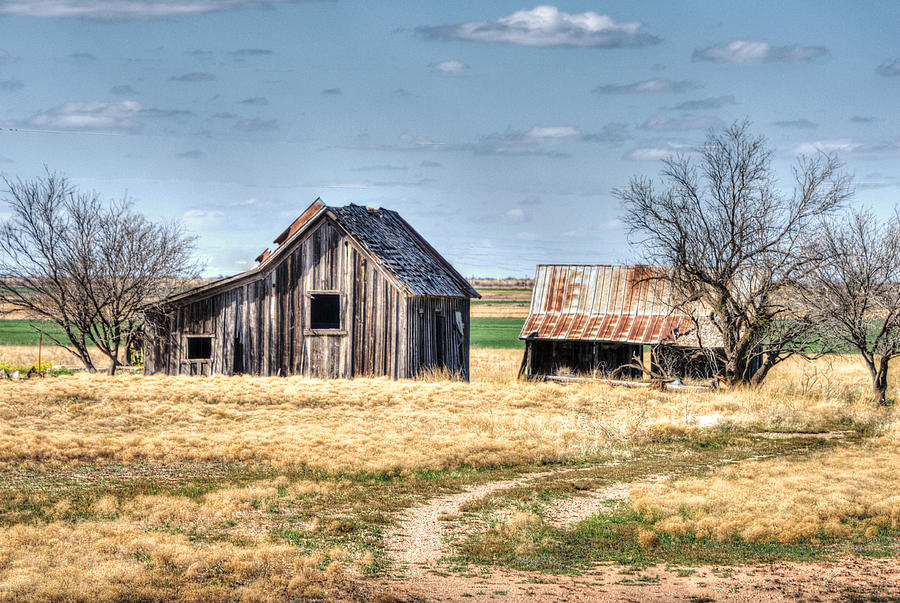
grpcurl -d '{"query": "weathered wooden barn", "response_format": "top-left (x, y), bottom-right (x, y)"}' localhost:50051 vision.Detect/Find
top-left (518, 264), bottom-right (725, 380)
top-left (144, 199), bottom-right (480, 379)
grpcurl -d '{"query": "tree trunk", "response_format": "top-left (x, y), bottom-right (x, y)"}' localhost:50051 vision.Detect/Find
top-left (874, 357), bottom-right (890, 405)
top-left (864, 354), bottom-right (890, 404)
top-left (748, 351), bottom-right (780, 387)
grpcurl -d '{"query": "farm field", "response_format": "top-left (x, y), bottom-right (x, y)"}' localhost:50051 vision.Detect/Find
top-left (1, 346), bottom-right (900, 600)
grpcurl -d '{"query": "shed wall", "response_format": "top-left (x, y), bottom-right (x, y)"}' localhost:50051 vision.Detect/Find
top-left (146, 217), bottom-right (407, 378)
top-left (145, 215), bottom-right (471, 379)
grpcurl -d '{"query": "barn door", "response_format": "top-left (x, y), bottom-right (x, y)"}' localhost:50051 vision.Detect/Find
top-left (435, 313), bottom-right (446, 369)
top-left (233, 337), bottom-right (244, 374)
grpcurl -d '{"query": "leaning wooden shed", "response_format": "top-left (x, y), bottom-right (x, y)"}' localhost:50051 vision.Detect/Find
top-left (518, 264), bottom-right (725, 380)
top-left (144, 198), bottom-right (480, 379)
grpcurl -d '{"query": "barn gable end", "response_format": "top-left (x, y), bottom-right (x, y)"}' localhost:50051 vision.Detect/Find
top-left (144, 200), bottom-right (478, 380)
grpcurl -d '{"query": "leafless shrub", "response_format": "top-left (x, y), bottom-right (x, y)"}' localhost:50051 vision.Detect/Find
top-left (0, 169), bottom-right (201, 373)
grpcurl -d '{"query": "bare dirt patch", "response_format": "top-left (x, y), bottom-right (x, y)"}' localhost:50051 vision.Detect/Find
top-left (386, 469), bottom-right (559, 568)
top-left (378, 556), bottom-right (900, 601)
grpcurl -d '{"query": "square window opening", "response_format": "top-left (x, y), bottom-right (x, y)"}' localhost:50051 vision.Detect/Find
top-left (310, 293), bottom-right (341, 330)
top-left (187, 336), bottom-right (212, 360)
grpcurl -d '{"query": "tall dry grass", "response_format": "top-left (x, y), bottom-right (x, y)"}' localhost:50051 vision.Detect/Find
top-left (0, 345), bottom-right (79, 368)
top-left (0, 349), bottom-right (893, 473)
top-left (630, 429), bottom-right (900, 544)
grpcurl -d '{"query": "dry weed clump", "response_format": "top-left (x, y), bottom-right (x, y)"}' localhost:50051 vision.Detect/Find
top-left (629, 441), bottom-right (900, 544)
top-left (0, 349), bottom-right (893, 473)
top-left (0, 477), bottom-right (364, 601)
top-left (0, 521), bottom-right (347, 601)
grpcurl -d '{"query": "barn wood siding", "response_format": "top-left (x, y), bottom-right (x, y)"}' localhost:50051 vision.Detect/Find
top-left (148, 215), bottom-right (424, 379)
top-left (405, 296), bottom-right (471, 380)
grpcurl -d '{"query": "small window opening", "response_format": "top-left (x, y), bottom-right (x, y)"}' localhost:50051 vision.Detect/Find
top-left (187, 336), bottom-right (212, 360)
top-left (310, 294), bottom-right (341, 330)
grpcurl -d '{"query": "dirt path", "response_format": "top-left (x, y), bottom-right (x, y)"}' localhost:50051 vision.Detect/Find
top-left (385, 469), bottom-right (559, 568)
top-left (381, 461), bottom-right (900, 601)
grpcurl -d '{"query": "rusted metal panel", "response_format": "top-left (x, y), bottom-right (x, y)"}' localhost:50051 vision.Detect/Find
top-left (519, 264), bottom-right (713, 345)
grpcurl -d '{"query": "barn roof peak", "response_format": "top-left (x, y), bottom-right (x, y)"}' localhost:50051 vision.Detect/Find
top-left (255, 198), bottom-right (479, 299)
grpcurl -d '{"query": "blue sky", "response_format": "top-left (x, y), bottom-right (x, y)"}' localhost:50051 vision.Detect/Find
top-left (0, 1), bottom-right (898, 277)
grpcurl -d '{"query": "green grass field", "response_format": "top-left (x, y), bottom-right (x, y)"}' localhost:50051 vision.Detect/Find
top-left (0, 318), bottom-right (526, 349)
top-left (470, 317), bottom-right (525, 349)
top-left (0, 319), bottom-right (70, 346)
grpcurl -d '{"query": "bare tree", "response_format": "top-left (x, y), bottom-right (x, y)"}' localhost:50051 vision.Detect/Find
top-left (0, 169), bottom-right (201, 374)
top-left (804, 208), bottom-right (900, 403)
top-left (616, 122), bottom-right (852, 386)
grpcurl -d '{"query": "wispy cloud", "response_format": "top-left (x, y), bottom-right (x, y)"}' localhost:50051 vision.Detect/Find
top-left (233, 118), bottom-right (278, 132)
top-left (594, 78), bottom-right (696, 94)
top-left (420, 160), bottom-right (441, 167)
top-left (231, 48), bottom-right (273, 57)
top-left (24, 100), bottom-right (144, 131)
top-left (109, 84), bottom-right (136, 95)
top-left (693, 40), bottom-right (828, 63)
top-left (579, 122), bottom-right (630, 143)
top-left (183, 209), bottom-right (224, 229)
top-left (460, 126), bottom-right (580, 157)
top-left (418, 5), bottom-right (659, 48)
top-left (239, 96), bottom-right (269, 105)
top-left (876, 58), bottom-right (900, 76)
top-left (431, 60), bottom-right (468, 72)
top-left (21, 100), bottom-right (194, 131)
top-left (791, 140), bottom-right (900, 158)
top-left (773, 118), bottom-right (818, 129)
top-left (321, 87), bottom-right (341, 95)
top-left (0, 79), bottom-right (24, 92)
top-left (176, 149), bottom-right (204, 159)
top-left (170, 71), bottom-right (216, 82)
top-left (850, 116), bottom-right (875, 123)
top-left (501, 208), bottom-right (529, 224)
top-left (0, 1), bottom-right (312, 20)
top-left (211, 112), bottom-right (237, 119)
top-left (624, 141), bottom-right (697, 161)
top-left (665, 95), bottom-right (736, 110)
top-left (392, 88), bottom-right (414, 97)
top-left (639, 115), bottom-right (722, 131)
top-left (348, 134), bottom-right (446, 152)
top-left (351, 164), bottom-right (408, 172)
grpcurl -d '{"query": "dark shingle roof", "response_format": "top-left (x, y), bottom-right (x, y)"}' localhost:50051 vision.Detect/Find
top-left (330, 204), bottom-right (478, 298)
top-left (164, 199), bottom-right (479, 303)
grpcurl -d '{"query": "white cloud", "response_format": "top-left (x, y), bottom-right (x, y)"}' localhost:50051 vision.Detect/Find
top-left (419, 5), bottom-right (659, 48)
top-left (693, 40), bottom-right (828, 64)
top-left (639, 115), bottom-right (723, 131)
top-left (593, 79), bottom-right (696, 94)
top-left (431, 60), bottom-right (468, 72)
top-left (25, 100), bottom-right (143, 131)
top-left (183, 209), bottom-right (225, 229)
top-left (525, 125), bottom-right (580, 139)
top-left (0, 0), bottom-right (308, 19)
top-left (463, 126), bottom-right (580, 156)
top-left (502, 208), bottom-right (529, 223)
top-left (876, 59), bottom-right (900, 76)
top-left (665, 95), bottom-right (737, 111)
top-left (772, 119), bottom-right (818, 129)
top-left (624, 142), bottom-right (697, 161)
top-left (791, 140), bottom-right (900, 157)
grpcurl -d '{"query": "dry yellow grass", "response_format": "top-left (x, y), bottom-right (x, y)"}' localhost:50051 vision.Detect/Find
top-left (630, 434), bottom-right (900, 544)
top-left (1, 347), bottom-right (899, 599)
top-left (0, 518), bottom-right (349, 601)
top-left (0, 345), bottom-right (80, 367)
top-left (0, 349), bottom-right (893, 473)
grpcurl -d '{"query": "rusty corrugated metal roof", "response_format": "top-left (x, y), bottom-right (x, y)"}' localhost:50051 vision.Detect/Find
top-left (519, 265), bottom-right (698, 344)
